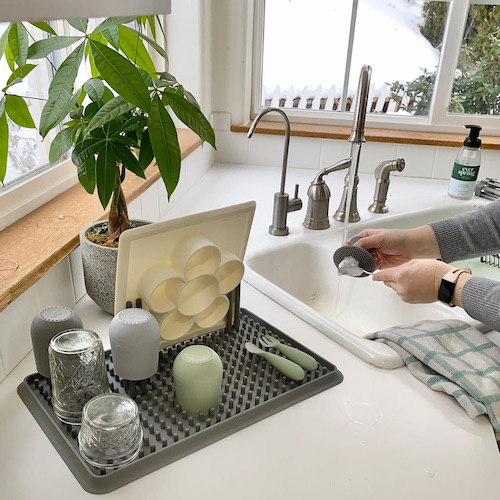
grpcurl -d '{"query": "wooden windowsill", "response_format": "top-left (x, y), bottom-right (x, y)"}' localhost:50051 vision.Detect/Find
top-left (0, 129), bottom-right (201, 314)
top-left (231, 122), bottom-right (500, 150)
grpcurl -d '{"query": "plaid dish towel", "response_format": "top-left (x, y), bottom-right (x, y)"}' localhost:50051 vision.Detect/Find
top-left (367, 319), bottom-right (500, 432)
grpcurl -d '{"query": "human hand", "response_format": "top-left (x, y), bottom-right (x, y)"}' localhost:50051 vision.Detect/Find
top-left (372, 259), bottom-right (454, 303)
top-left (346, 225), bottom-right (440, 269)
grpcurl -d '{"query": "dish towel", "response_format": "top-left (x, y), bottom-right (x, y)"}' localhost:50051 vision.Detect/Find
top-left (367, 319), bottom-right (500, 432)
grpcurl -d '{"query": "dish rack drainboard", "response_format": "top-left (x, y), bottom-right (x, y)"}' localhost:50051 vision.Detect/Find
top-left (18, 308), bottom-right (343, 494)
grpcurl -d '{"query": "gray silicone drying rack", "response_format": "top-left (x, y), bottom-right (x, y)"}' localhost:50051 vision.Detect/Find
top-left (18, 308), bottom-right (343, 494)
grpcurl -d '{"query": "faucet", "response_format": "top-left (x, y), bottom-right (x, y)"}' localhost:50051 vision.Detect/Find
top-left (368, 158), bottom-right (405, 213)
top-left (248, 107), bottom-right (302, 236)
top-left (303, 158), bottom-right (351, 230)
top-left (333, 65), bottom-right (372, 223)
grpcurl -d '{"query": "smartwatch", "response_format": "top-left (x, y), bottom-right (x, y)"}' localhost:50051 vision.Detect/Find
top-left (438, 268), bottom-right (472, 307)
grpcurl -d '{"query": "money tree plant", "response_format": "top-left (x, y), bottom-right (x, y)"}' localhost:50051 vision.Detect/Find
top-left (0, 16), bottom-right (215, 244)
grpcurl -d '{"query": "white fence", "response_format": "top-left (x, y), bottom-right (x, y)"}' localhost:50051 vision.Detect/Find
top-left (262, 83), bottom-right (411, 114)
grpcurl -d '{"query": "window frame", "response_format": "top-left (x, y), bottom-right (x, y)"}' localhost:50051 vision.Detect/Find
top-left (251, 0), bottom-right (500, 135)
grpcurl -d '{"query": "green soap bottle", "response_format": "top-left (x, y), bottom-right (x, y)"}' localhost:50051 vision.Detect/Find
top-left (448, 124), bottom-right (482, 200)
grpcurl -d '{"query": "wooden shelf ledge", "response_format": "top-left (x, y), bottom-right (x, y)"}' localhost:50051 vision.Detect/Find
top-left (231, 121), bottom-right (500, 150)
top-left (0, 129), bottom-right (201, 314)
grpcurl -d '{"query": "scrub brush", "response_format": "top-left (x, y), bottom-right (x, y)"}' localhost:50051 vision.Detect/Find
top-left (333, 236), bottom-right (377, 278)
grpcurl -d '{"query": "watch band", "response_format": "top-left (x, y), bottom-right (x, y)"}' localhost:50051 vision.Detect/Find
top-left (437, 268), bottom-right (472, 307)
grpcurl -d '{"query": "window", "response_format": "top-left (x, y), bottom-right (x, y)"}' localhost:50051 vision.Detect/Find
top-left (0, 23), bottom-right (58, 188)
top-left (253, 0), bottom-right (500, 134)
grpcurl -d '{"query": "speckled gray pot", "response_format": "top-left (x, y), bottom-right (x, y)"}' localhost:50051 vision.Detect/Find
top-left (80, 220), bottom-right (151, 315)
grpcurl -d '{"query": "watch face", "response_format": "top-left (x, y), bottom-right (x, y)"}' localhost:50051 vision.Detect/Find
top-left (438, 279), bottom-right (455, 304)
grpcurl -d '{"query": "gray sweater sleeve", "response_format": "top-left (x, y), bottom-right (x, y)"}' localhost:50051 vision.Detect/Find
top-left (430, 200), bottom-right (500, 331)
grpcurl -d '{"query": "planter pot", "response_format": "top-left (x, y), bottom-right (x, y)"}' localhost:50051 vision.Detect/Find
top-left (80, 220), bottom-right (151, 315)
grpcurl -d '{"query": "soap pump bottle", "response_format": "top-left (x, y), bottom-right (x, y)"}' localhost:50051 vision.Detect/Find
top-left (448, 124), bottom-right (482, 199)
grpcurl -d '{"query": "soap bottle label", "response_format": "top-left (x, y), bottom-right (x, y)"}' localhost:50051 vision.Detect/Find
top-left (448, 162), bottom-right (479, 198)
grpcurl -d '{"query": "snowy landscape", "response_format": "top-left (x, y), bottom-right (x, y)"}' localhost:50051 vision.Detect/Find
top-left (262, 0), bottom-right (440, 103)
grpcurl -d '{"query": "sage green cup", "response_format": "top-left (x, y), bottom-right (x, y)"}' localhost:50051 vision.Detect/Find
top-left (172, 345), bottom-right (223, 416)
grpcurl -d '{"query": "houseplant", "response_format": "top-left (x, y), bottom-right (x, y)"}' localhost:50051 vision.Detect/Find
top-left (0, 16), bottom-right (216, 312)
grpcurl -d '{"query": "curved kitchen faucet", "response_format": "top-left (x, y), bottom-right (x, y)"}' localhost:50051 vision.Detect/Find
top-left (304, 65), bottom-right (406, 228)
top-left (248, 107), bottom-right (302, 236)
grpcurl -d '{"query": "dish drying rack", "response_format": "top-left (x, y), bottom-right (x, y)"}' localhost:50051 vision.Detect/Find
top-left (18, 301), bottom-right (343, 494)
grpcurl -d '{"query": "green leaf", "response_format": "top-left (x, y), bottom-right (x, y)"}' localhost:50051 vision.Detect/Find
top-left (49, 125), bottom-right (78, 163)
top-left (101, 25), bottom-right (120, 50)
top-left (101, 86), bottom-right (115, 104)
top-left (118, 25), bottom-right (156, 75)
top-left (92, 17), bottom-right (136, 34)
top-left (96, 142), bottom-right (118, 209)
top-left (5, 94), bottom-right (36, 128)
top-left (6, 64), bottom-right (36, 85)
top-left (5, 43), bottom-right (15, 71)
top-left (39, 43), bottom-right (84, 137)
top-left (8, 23), bottom-right (29, 67)
top-left (0, 24), bottom-right (10, 62)
top-left (138, 129), bottom-right (154, 170)
top-left (147, 95), bottom-right (181, 198)
top-left (68, 19), bottom-right (88, 33)
top-left (83, 78), bottom-right (105, 102)
top-left (2, 77), bottom-right (22, 92)
top-left (0, 112), bottom-right (7, 184)
top-left (122, 115), bottom-right (146, 132)
top-left (27, 36), bottom-right (82, 60)
top-left (110, 141), bottom-right (145, 179)
top-left (78, 155), bottom-right (96, 193)
top-left (85, 96), bottom-right (133, 135)
top-left (147, 16), bottom-right (157, 39)
top-left (163, 92), bottom-right (216, 149)
top-left (71, 137), bottom-right (106, 167)
top-left (137, 30), bottom-right (168, 61)
top-left (69, 106), bottom-right (84, 120)
top-left (29, 22), bottom-right (57, 36)
top-left (0, 97), bottom-right (5, 118)
top-left (89, 40), bottom-right (151, 112)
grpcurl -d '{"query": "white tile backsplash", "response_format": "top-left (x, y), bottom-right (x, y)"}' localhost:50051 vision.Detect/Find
top-left (432, 147), bottom-right (457, 179)
top-left (0, 257), bottom-right (75, 375)
top-left (395, 143), bottom-right (435, 178)
top-left (288, 136), bottom-right (321, 169)
top-left (248, 133), bottom-right (284, 166)
top-left (214, 130), bottom-right (249, 165)
top-left (319, 138), bottom-right (351, 168)
top-left (358, 141), bottom-right (399, 174)
top-left (479, 149), bottom-right (500, 181)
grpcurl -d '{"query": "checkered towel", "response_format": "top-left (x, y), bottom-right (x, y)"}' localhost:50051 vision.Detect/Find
top-left (367, 319), bottom-right (500, 432)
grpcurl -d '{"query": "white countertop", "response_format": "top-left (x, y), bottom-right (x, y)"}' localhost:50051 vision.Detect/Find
top-left (2, 163), bottom-right (500, 499)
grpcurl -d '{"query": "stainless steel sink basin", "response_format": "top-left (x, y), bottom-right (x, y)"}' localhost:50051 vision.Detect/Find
top-left (245, 200), bottom-right (497, 368)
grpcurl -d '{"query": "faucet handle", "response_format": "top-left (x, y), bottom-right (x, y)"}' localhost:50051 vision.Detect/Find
top-left (288, 184), bottom-right (302, 212)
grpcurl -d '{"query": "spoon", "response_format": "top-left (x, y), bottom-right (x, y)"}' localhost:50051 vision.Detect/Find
top-left (245, 342), bottom-right (305, 381)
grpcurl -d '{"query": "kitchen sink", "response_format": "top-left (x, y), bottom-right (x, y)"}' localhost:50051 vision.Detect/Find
top-left (244, 200), bottom-right (499, 368)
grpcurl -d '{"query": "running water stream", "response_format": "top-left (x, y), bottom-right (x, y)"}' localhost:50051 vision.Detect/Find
top-left (334, 141), bottom-right (362, 318)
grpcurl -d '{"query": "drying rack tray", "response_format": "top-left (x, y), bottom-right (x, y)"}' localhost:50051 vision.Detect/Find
top-left (18, 308), bottom-right (343, 494)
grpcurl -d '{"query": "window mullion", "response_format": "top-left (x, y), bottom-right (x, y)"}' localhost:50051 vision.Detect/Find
top-left (429, 0), bottom-right (469, 125)
top-left (341, 0), bottom-right (358, 112)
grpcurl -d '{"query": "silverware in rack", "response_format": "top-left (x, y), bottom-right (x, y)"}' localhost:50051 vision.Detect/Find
top-left (475, 178), bottom-right (500, 200)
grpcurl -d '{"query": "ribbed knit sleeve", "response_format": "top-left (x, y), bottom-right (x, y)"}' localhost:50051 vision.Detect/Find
top-left (461, 277), bottom-right (500, 332)
top-left (430, 200), bottom-right (500, 263)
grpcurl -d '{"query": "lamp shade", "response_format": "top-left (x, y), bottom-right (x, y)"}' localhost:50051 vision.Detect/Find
top-left (0, 0), bottom-right (171, 23)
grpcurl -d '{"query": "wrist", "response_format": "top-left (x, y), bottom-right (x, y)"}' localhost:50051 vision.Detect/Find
top-left (437, 267), bottom-right (472, 307)
top-left (409, 226), bottom-right (440, 259)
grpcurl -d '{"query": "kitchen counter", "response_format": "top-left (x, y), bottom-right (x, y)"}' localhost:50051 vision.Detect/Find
top-left (2, 163), bottom-right (500, 499)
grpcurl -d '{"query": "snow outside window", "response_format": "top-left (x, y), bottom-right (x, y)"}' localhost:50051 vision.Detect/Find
top-left (254, 0), bottom-right (500, 134)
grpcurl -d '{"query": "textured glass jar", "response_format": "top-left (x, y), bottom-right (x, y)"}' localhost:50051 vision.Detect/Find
top-left (49, 329), bottom-right (110, 424)
top-left (78, 393), bottom-right (142, 469)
